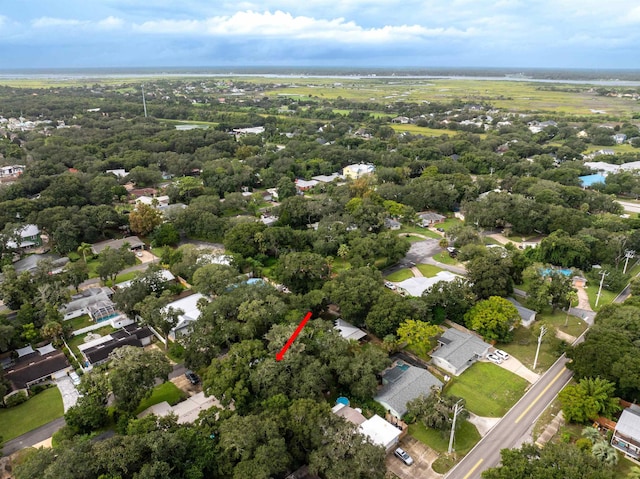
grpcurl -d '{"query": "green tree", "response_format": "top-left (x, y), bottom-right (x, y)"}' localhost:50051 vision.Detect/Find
top-left (323, 267), bottom-right (385, 326)
top-left (77, 242), bottom-right (92, 262)
top-left (275, 252), bottom-right (330, 294)
top-left (96, 245), bottom-right (135, 283)
top-left (466, 249), bottom-right (514, 299)
top-left (151, 223), bottom-right (180, 247)
top-left (482, 442), bottom-right (615, 479)
top-left (129, 202), bottom-right (163, 237)
top-left (41, 321), bottom-right (64, 344)
top-left (192, 263), bottom-right (240, 296)
top-left (276, 176), bottom-right (297, 200)
top-left (407, 387), bottom-right (468, 431)
top-left (136, 292), bottom-right (182, 348)
top-left (397, 319), bottom-right (441, 357)
top-left (464, 296), bottom-right (520, 342)
top-left (64, 259), bottom-right (89, 292)
top-left (64, 395), bottom-right (108, 434)
top-left (558, 377), bottom-right (620, 423)
top-left (423, 278), bottom-right (476, 324)
top-left (106, 346), bottom-right (172, 413)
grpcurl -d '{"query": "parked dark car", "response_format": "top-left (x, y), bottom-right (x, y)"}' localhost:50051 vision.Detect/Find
top-left (185, 370), bottom-right (200, 385)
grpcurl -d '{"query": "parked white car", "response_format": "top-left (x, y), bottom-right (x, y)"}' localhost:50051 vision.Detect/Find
top-left (69, 371), bottom-right (81, 386)
top-left (394, 447), bottom-right (414, 466)
top-left (486, 353), bottom-right (503, 365)
top-left (494, 349), bottom-right (510, 360)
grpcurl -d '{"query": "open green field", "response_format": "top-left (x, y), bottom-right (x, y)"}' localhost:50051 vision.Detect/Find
top-left (5, 74), bottom-right (640, 116)
top-left (409, 420), bottom-right (480, 455)
top-left (389, 124), bottom-right (462, 137)
top-left (0, 388), bottom-right (64, 442)
top-left (159, 118), bottom-right (219, 128)
top-left (135, 381), bottom-right (187, 416)
top-left (445, 362), bottom-right (528, 417)
top-left (584, 143), bottom-right (638, 154)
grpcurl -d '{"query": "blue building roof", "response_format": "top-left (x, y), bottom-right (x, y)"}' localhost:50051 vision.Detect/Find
top-left (579, 173), bottom-right (607, 188)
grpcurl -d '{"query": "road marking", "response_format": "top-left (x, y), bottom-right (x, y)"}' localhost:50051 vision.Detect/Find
top-left (515, 367), bottom-right (567, 424)
top-left (462, 459), bottom-right (484, 479)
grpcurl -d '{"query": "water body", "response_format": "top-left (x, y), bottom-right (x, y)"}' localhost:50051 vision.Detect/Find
top-left (2, 67), bottom-right (640, 86)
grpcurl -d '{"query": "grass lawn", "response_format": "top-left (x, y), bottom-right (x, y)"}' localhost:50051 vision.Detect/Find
top-left (151, 246), bottom-right (169, 258)
top-left (65, 314), bottom-right (93, 331)
top-left (135, 381), bottom-right (188, 415)
top-left (500, 326), bottom-right (560, 372)
top-left (416, 264), bottom-right (445, 277)
top-left (386, 268), bottom-right (414, 282)
top-left (86, 258), bottom-right (101, 279)
top-left (432, 252), bottom-right (460, 266)
top-left (68, 325), bottom-right (117, 358)
top-left (397, 226), bottom-right (441, 240)
top-left (409, 420), bottom-right (480, 455)
top-left (330, 257), bottom-right (352, 273)
top-left (438, 218), bottom-right (462, 232)
top-left (0, 388), bottom-right (64, 441)
top-left (445, 362), bottom-right (528, 417)
top-left (110, 270), bottom-right (139, 287)
top-left (584, 282), bottom-right (619, 310)
top-left (538, 310), bottom-right (588, 339)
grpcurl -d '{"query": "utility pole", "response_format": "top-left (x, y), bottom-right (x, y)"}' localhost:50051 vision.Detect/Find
top-left (448, 399), bottom-right (464, 454)
top-left (142, 84), bottom-right (148, 118)
top-left (624, 250), bottom-right (635, 274)
top-left (595, 270), bottom-right (609, 308)
top-left (533, 325), bottom-right (547, 370)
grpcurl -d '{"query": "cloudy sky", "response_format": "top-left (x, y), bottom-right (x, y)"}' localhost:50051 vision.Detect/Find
top-left (2, 0), bottom-right (640, 69)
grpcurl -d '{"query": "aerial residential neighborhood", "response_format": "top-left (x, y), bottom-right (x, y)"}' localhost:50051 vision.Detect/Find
top-left (0, 69), bottom-right (639, 479)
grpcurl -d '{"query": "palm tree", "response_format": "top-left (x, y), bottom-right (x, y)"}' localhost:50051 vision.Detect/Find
top-left (564, 290), bottom-right (579, 327)
top-left (627, 466), bottom-right (640, 479)
top-left (591, 441), bottom-right (618, 466)
top-left (77, 242), bottom-right (92, 262)
top-left (581, 426), bottom-right (601, 444)
top-left (439, 238), bottom-right (449, 250)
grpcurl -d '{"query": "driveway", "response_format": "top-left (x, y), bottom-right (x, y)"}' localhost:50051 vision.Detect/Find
top-left (385, 436), bottom-right (442, 479)
top-left (136, 250), bottom-right (157, 264)
top-left (56, 376), bottom-right (80, 412)
top-left (489, 353), bottom-right (540, 384)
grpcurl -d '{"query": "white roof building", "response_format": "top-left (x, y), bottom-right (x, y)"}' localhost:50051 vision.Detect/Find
top-left (334, 318), bottom-right (367, 341)
top-left (396, 271), bottom-right (460, 297)
top-left (358, 414), bottom-right (402, 452)
top-left (166, 293), bottom-right (208, 340)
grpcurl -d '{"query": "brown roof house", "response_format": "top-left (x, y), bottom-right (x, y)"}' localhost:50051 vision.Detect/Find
top-left (4, 343), bottom-right (70, 402)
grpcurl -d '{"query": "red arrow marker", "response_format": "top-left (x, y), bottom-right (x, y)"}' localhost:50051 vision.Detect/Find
top-left (276, 311), bottom-right (312, 361)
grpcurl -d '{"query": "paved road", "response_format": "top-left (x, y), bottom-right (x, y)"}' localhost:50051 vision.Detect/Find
top-left (445, 356), bottom-right (573, 479)
top-left (2, 417), bottom-right (66, 457)
top-left (617, 200), bottom-right (640, 214)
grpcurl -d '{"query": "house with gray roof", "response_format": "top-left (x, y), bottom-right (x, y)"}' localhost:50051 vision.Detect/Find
top-left (418, 211), bottom-right (446, 227)
top-left (91, 236), bottom-right (145, 255)
top-left (507, 297), bottom-right (537, 327)
top-left (374, 362), bottom-right (443, 419)
top-left (612, 405), bottom-right (640, 460)
top-left (431, 328), bottom-right (491, 376)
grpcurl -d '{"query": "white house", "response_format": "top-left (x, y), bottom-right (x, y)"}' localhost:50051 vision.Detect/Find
top-left (166, 293), bottom-right (208, 340)
top-left (431, 328), bottom-right (492, 376)
top-left (342, 164), bottom-right (375, 180)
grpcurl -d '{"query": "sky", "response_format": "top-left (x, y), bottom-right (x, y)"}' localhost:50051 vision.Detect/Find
top-left (1, 0), bottom-right (640, 70)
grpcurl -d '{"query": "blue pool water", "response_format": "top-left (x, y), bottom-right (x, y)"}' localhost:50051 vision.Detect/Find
top-left (541, 268), bottom-right (572, 277)
top-left (579, 173), bottom-right (607, 188)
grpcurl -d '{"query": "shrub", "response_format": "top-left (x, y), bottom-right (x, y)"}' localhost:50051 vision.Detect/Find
top-left (168, 342), bottom-right (185, 361)
top-left (5, 391), bottom-right (28, 407)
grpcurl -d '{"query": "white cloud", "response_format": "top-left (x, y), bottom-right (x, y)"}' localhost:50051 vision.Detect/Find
top-left (97, 16), bottom-right (125, 29)
top-left (32, 17), bottom-right (86, 28)
top-left (133, 10), bottom-right (475, 42)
